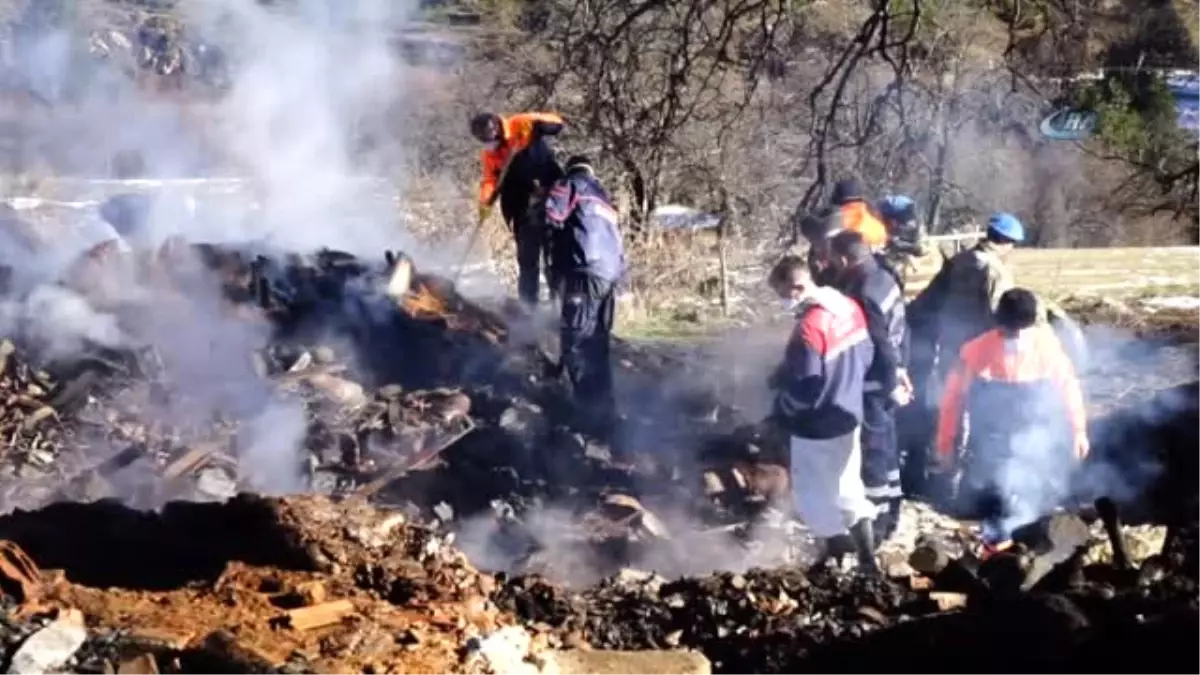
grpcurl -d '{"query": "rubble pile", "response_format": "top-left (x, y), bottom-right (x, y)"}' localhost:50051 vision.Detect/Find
top-left (0, 234), bottom-right (1190, 673)
top-left (0, 236), bottom-right (767, 573)
top-left (494, 514), bottom-right (1198, 673)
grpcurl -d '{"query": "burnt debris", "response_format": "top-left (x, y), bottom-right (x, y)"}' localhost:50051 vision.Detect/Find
top-left (0, 236), bottom-right (1190, 673)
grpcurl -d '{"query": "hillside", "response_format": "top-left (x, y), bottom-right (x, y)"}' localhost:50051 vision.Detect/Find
top-left (2, 0), bottom-right (1197, 245)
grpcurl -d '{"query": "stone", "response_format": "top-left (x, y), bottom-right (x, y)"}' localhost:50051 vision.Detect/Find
top-left (6, 608), bottom-right (88, 674)
top-left (544, 650), bottom-right (712, 675)
top-left (468, 626), bottom-right (539, 675)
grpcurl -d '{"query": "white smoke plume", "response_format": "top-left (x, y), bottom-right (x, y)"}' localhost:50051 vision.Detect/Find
top-left (0, 0), bottom-right (423, 504)
top-left (173, 0), bottom-right (418, 256)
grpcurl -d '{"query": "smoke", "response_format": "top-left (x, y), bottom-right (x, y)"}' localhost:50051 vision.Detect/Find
top-left (940, 318), bottom-right (1195, 540)
top-left (0, 0), bottom-right (427, 505)
top-left (238, 398), bottom-right (309, 495)
top-left (171, 0), bottom-right (417, 256)
top-left (454, 502), bottom-right (800, 588)
top-left (451, 316), bottom-right (804, 586)
top-left (0, 285), bottom-right (126, 359)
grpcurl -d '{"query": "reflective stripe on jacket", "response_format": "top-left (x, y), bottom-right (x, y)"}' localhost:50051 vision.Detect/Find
top-left (935, 326), bottom-right (1086, 457)
top-left (837, 256), bottom-right (908, 394)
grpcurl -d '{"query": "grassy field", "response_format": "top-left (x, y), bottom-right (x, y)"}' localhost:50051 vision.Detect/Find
top-left (618, 245), bottom-right (1200, 341)
top-left (904, 246), bottom-right (1200, 298)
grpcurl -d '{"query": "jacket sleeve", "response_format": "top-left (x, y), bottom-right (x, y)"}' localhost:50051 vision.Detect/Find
top-left (862, 293), bottom-right (899, 393)
top-left (544, 179), bottom-right (573, 227)
top-left (509, 113), bottom-right (566, 145)
top-left (1046, 336), bottom-right (1088, 439)
top-left (479, 149), bottom-right (504, 206)
top-left (894, 300), bottom-right (911, 370)
top-left (532, 114), bottom-right (565, 138)
top-left (774, 311), bottom-right (827, 418)
top-left (985, 262), bottom-right (1012, 313)
top-left (935, 345), bottom-right (975, 457)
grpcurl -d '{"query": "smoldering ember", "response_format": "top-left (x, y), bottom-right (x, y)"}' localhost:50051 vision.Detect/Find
top-left (0, 232), bottom-right (1184, 674)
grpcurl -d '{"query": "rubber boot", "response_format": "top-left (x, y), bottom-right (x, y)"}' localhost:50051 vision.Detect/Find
top-left (874, 497), bottom-right (902, 544)
top-left (808, 536), bottom-right (852, 572)
top-left (850, 518), bottom-right (881, 576)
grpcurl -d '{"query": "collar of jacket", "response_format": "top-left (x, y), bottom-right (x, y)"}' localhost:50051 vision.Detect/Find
top-left (975, 239), bottom-right (1005, 257)
top-left (1001, 326), bottom-right (1039, 354)
top-left (801, 285), bottom-right (848, 313)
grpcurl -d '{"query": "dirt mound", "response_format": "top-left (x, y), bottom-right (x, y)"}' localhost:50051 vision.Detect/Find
top-left (0, 494), bottom-right (504, 674)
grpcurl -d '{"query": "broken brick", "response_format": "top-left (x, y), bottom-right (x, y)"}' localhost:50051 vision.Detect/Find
top-left (116, 653), bottom-right (159, 675)
top-left (276, 599), bottom-right (356, 631)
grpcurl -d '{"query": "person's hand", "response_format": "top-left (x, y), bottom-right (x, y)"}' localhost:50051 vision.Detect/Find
top-left (478, 203), bottom-right (493, 225)
top-left (1073, 433), bottom-right (1090, 461)
top-left (890, 384), bottom-right (913, 407)
top-left (897, 368), bottom-right (914, 396)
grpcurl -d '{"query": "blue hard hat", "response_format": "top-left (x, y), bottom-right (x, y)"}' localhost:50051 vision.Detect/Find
top-left (987, 212), bottom-right (1025, 243)
top-left (880, 195), bottom-right (916, 218)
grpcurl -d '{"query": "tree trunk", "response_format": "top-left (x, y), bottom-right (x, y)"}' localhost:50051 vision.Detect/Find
top-left (718, 216), bottom-right (730, 317)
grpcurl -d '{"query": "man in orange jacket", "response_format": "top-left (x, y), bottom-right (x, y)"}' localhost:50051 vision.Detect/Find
top-left (470, 111), bottom-right (566, 309)
top-left (934, 288), bottom-right (1089, 554)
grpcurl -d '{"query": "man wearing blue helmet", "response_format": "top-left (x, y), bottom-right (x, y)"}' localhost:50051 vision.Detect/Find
top-left (877, 195), bottom-right (926, 258)
top-left (933, 212), bottom-right (1022, 389)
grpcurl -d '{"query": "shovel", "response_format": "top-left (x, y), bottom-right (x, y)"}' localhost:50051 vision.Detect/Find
top-left (452, 154), bottom-right (516, 286)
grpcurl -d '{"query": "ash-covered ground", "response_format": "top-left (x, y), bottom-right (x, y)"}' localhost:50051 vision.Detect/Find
top-left (0, 226), bottom-right (1189, 674)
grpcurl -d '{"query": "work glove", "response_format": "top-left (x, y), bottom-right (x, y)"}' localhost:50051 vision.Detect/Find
top-left (477, 203), bottom-right (494, 225)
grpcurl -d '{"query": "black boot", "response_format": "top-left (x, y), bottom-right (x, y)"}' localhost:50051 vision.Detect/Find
top-left (809, 535), bottom-right (853, 572)
top-left (850, 518), bottom-right (881, 575)
top-left (873, 498), bottom-right (902, 545)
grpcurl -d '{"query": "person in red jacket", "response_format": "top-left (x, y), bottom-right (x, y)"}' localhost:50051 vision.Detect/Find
top-left (767, 255), bottom-right (880, 574)
top-left (470, 111), bottom-right (566, 310)
top-left (934, 288), bottom-right (1089, 555)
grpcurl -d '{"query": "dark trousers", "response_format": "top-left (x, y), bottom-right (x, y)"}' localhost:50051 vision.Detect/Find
top-left (560, 273), bottom-right (616, 436)
top-left (897, 400), bottom-right (936, 498)
top-left (861, 391), bottom-right (902, 538)
top-left (509, 206), bottom-right (546, 308)
top-left (897, 355), bottom-right (937, 500)
top-left (957, 439), bottom-right (1017, 545)
top-left (957, 427), bottom-right (1073, 546)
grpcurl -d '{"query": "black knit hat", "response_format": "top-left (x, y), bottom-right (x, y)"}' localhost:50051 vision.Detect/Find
top-left (995, 288), bottom-right (1040, 331)
top-left (469, 112), bottom-right (501, 142)
top-left (565, 155), bottom-right (594, 174)
top-left (831, 178), bottom-right (863, 206)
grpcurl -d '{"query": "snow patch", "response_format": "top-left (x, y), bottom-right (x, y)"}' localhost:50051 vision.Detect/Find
top-left (1139, 296), bottom-right (1200, 312)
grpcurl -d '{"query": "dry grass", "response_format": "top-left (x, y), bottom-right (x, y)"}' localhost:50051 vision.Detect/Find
top-left (905, 246), bottom-right (1200, 296)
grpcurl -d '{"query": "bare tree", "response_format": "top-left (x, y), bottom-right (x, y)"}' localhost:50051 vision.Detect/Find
top-left (489, 0), bottom-right (790, 228)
